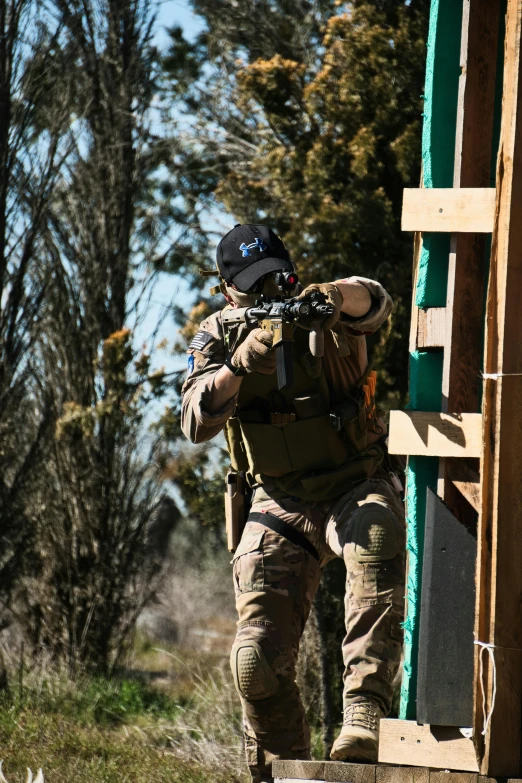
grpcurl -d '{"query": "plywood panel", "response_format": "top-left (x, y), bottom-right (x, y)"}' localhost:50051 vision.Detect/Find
top-left (402, 188), bottom-right (495, 233)
top-left (388, 411), bottom-right (481, 457)
top-left (417, 489), bottom-right (476, 727)
top-left (378, 720), bottom-right (479, 771)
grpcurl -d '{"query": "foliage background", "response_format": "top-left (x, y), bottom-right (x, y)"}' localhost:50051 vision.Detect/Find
top-left (0, 0), bottom-right (430, 775)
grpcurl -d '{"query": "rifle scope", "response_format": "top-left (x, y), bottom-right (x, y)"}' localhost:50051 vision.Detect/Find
top-left (274, 271), bottom-right (299, 291)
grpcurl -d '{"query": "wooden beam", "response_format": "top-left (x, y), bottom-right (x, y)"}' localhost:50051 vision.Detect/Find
top-left (272, 761), bottom-right (377, 782)
top-left (474, 0), bottom-right (522, 775)
top-left (440, 0), bottom-right (501, 523)
top-left (273, 762), bottom-right (326, 780)
top-left (378, 720), bottom-right (479, 771)
top-left (388, 411), bottom-right (481, 458)
top-left (376, 769), bottom-right (429, 783)
top-left (402, 188), bottom-right (495, 233)
top-left (446, 458), bottom-right (481, 513)
top-left (417, 308), bottom-right (446, 348)
top-left (272, 761), bottom-right (514, 783)
top-left (409, 230), bottom-right (424, 353)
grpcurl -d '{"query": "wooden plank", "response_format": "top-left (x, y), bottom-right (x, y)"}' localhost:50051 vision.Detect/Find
top-left (430, 773), bottom-right (477, 783)
top-left (375, 766), bottom-right (429, 783)
top-left (324, 763), bottom-right (375, 783)
top-left (474, 0), bottom-right (522, 776)
top-left (446, 458), bottom-right (481, 513)
top-left (275, 779), bottom-right (324, 783)
top-left (409, 229), bottom-right (424, 354)
top-left (272, 761), bottom-right (377, 782)
top-left (402, 188), bottom-right (495, 233)
top-left (273, 761), bottom-right (326, 780)
top-left (274, 765), bottom-right (522, 783)
top-left (449, 477), bottom-right (480, 513)
top-left (388, 411), bottom-right (481, 457)
top-left (378, 720), bottom-right (479, 771)
top-left (440, 0), bottom-right (501, 523)
top-left (417, 308), bottom-right (446, 349)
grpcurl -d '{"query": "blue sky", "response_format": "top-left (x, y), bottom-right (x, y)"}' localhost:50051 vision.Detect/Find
top-left (155, 0), bottom-right (205, 46)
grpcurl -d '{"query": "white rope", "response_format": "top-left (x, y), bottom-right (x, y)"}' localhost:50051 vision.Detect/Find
top-left (481, 372), bottom-right (522, 379)
top-left (474, 641), bottom-right (497, 737)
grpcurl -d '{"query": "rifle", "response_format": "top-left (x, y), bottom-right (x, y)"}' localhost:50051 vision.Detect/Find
top-left (222, 272), bottom-right (334, 389)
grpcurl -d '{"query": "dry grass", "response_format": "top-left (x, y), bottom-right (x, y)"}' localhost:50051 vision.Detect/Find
top-left (0, 644), bottom-right (247, 783)
top-left (0, 519), bottom-right (254, 781)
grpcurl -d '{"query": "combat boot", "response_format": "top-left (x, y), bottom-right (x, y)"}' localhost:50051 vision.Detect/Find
top-left (330, 700), bottom-right (383, 762)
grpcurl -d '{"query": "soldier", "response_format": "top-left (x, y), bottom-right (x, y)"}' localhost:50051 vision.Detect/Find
top-left (181, 224), bottom-right (405, 783)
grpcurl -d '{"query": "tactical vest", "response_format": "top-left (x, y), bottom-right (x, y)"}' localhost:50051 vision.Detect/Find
top-left (222, 312), bottom-right (384, 502)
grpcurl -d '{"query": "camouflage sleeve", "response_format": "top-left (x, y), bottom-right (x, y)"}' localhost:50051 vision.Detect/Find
top-left (337, 276), bottom-right (393, 334)
top-left (180, 311), bottom-right (238, 444)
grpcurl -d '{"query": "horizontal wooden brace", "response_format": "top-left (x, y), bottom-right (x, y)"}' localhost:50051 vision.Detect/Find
top-left (402, 188), bottom-right (496, 232)
top-left (388, 411), bottom-right (482, 457)
top-left (378, 720), bottom-right (479, 772)
top-left (417, 307), bottom-right (446, 348)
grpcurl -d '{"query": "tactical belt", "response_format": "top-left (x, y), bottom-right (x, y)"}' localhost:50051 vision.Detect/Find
top-left (248, 511), bottom-right (320, 562)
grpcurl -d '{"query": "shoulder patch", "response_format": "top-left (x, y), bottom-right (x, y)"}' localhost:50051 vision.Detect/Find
top-left (188, 330), bottom-right (214, 352)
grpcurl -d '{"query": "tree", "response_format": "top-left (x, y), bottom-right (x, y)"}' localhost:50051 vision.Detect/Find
top-left (15, 0), bottom-right (178, 674)
top-left (0, 0), bottom-right (72, 631)
top-left (164, 0), bottom-right (429, 406)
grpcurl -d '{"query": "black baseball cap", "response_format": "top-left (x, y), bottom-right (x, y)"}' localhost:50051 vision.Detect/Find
top-left (216, 224), bottom-right (294, 291)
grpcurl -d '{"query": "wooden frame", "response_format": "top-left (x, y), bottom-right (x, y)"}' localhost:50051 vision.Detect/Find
top-left (388, 0), bottom-right (509, 774)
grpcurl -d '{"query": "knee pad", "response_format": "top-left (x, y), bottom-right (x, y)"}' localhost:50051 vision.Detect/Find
top-left (351, 502), bottom-right (401, 563)
top-left (230, 639), bottom-right (279, 701)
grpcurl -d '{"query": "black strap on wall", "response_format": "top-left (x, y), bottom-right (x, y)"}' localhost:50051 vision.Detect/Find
top-left (248, 511), bottom-right (320, 562)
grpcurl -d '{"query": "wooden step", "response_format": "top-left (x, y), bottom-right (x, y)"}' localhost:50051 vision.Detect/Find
top-left (272, 760), bottom-right (511, 783)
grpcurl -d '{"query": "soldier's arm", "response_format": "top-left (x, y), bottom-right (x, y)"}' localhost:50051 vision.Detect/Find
top-left (334, 276), bottom-right (393, 334)
top-left (181, 312), bottom-right (239, 444)
top-left (208, 365), bottom-right (243, 412)
top-left (335, 279), bottom-right (372, 317)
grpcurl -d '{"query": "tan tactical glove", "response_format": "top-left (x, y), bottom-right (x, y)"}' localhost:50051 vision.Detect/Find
top-left (231, 328), bottom-right (276, 375)
top-left (297, 283), bottom-right (343, 331)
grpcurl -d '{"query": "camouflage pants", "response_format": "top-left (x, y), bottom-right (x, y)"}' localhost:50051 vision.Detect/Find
top-left (230, 478), bottom-right (405, 783)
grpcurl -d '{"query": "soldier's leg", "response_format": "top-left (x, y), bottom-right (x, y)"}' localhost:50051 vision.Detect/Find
top-left (325, 479), bottom-right (405, 760)
top-left (231, 519), bottom-right (321, 783)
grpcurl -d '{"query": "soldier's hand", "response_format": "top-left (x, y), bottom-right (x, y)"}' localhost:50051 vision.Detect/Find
top-left (231, 328), bottom-right (276, 375)
top-left (297, 283), bottom-right (343, 331)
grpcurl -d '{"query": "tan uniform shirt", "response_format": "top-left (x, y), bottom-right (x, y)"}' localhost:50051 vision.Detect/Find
top-left (181, 276), bottom-right (393, 445)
